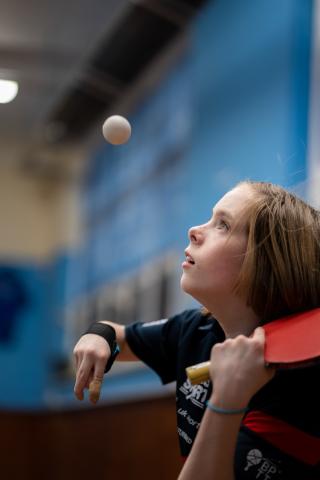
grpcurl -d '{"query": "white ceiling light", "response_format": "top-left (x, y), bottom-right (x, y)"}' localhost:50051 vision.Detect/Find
top-left (0, 79), bottom-right (19, 104)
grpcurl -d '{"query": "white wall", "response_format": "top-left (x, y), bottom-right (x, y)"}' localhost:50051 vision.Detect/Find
top-left (0, 163), bottom-right (83, 262)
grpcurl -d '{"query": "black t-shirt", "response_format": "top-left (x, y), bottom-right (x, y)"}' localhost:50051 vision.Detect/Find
top-left (125, 309), bottom-right (320, 479)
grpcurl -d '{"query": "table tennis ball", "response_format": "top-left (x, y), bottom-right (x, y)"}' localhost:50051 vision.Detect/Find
top-left (102, 115), bottom-right (131, 145)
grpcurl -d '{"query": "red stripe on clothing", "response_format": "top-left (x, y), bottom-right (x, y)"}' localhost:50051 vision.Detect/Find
top-left (243, 410), bottom-right (320, 466)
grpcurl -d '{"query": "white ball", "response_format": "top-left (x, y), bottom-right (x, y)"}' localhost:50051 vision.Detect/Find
top-left (102, 115), bottom-right (131, 145)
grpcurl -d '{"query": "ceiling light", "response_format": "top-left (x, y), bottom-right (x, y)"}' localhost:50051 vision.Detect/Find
top-left (0, 79), bottom-right (19, 104)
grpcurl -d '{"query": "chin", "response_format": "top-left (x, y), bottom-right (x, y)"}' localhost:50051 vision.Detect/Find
top-left (180, 277), bottom-right (202, 302)
top-left (180, 276), bottom-right (193, 295)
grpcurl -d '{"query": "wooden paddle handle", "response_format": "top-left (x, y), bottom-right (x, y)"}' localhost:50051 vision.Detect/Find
top-left (186, 357), bottom-right (272, 385)
top-left (186, 361), bottom-right (211, 385)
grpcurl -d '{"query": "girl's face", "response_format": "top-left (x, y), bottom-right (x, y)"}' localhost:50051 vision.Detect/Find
top-left (181, 184), bottom-right (253, 308)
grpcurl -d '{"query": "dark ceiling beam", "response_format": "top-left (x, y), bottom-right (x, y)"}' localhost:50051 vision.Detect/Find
top-left (46, 0), bottom-right (207, 142)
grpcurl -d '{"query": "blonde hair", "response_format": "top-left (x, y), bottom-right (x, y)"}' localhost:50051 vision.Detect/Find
top-left (234, 181), bottom-right (320, 322)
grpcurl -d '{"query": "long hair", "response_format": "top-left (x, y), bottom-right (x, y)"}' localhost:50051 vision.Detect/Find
top-left (234, 181), bottom-right (320, 322)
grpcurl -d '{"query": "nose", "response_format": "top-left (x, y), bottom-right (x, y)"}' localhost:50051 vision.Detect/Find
top-left (188, 225), bottom-right (203, 244)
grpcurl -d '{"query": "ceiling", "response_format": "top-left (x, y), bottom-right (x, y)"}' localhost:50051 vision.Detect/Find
top-left (0, 0), bottom-right (206, 178)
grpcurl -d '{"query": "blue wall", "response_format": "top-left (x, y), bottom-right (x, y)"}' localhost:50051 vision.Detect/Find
top-left (185, 0), bottom-right (313, 226)
top-left (0, 264), bottom-right (48, 408)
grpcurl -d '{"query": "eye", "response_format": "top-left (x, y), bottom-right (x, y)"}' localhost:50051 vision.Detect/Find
top-left (215, 219), bottom-right (230, 231)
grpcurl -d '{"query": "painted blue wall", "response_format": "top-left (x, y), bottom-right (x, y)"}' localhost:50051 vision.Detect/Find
top-left (0, 263), bottom-right (48, 408)
top-left (185, 0), bottom-right (313, 226)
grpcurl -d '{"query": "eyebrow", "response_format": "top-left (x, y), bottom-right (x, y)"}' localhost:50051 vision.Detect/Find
top-left (212, 209), bottom-right (234, 221)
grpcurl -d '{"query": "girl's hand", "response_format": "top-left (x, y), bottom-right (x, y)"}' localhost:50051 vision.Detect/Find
top-left (73, 334), bottom-right (110, 404)
top-left (208, 327), bottom-right (275, 409)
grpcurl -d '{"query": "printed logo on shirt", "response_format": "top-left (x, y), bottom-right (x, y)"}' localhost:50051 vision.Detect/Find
top-left (141, 319), bottom-right (168, 327)
top-left (177, 408), bottom-right (201, 430)
top-left (244, 449), bottom-right (281, 479)
top-left (177, 427), bottom-right (193, 445)
top-left (179, 377), bottom-right (210, 409)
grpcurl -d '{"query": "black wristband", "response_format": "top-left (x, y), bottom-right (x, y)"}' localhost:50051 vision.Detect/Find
top-left (85, 322), bottom-right (116, 345)
top-left (84, 322), bottom-right (120, 373)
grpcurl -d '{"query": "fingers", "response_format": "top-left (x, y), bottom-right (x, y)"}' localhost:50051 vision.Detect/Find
top-left (89, 361), bottom-right (105, 405)
top-left (74, 356), bottom-right (92, 401)
top-left (74, 352), bottom-right (107, 405)
top-left (73, 335), bottom-right (111, 403)
top-left (89, 378), bottom-right (102, 405)
top-left (252, 326), bottom-right (265, 343)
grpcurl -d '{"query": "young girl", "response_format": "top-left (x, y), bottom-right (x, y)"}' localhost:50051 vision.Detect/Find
top-left (73, 181), bottom-right (320, 479)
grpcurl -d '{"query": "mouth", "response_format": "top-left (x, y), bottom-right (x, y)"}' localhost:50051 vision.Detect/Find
top-left (184, 250), bottom-right (195, 265)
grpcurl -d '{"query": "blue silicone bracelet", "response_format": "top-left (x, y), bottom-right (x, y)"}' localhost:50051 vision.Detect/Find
top-left (206, 400), bottom-right (248, 415)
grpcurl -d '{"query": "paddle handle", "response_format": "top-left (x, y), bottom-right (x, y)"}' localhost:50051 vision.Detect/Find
top-left (186, 361), bottom-right (211, 385)
top-left (186, 358), bottom-right (273, 385)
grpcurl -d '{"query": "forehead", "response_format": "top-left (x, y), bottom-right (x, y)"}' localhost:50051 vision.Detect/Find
top-left (214, 184), bottom-right (254, 217)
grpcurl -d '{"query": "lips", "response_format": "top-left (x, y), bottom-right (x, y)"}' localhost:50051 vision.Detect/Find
top-left (184, 250), bottom-right (195, 265)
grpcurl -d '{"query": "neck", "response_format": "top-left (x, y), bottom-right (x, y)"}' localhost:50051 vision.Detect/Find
top-left (204, 297), bottom-right (260, 338)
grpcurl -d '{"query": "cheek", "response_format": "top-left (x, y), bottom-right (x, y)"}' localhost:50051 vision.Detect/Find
top-left (206, 243), bottom-right (246, 278)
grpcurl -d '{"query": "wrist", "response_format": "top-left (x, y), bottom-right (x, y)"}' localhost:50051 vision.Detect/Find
top-left (209, 392), bottom-right (249, 413)
top-left (84, 322), bottom-right (120, 373)
top-left (206, 399), bottom-right (248, 415)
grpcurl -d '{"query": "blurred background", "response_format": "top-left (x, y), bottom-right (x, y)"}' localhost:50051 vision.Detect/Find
top-left (0, 0), bottom-right (319, 478)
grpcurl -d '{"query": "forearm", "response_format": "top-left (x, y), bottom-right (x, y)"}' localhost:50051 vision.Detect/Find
top-left (98, 321), bottom-right (138, 361)
top-left (178, 395), bottom-right (244, 480)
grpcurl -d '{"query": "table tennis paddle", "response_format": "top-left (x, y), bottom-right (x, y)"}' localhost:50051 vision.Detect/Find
top-left (186, 308), bottom-right (320, 385)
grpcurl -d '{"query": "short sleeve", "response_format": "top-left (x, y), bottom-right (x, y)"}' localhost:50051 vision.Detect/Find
top-left (125, 310), bottom-right (199, 384)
